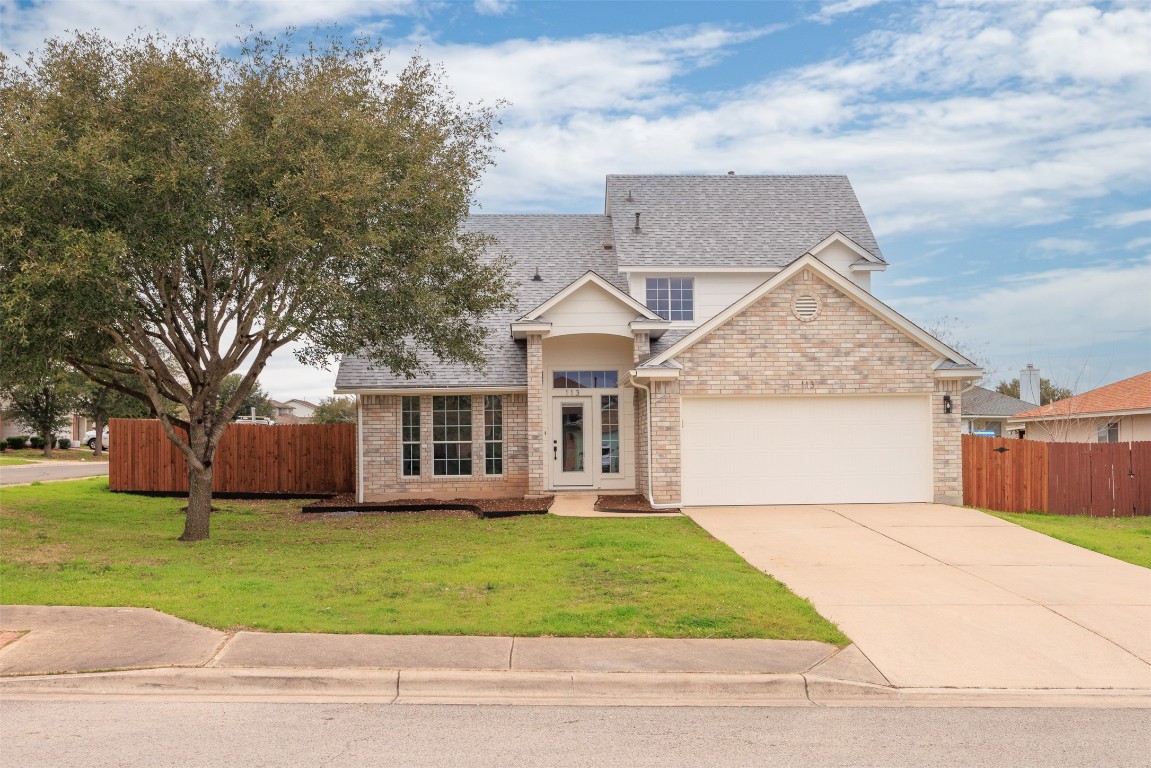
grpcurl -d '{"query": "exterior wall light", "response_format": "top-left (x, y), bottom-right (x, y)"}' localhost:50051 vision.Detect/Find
top-left (943, 394), bottom-right (953, 414)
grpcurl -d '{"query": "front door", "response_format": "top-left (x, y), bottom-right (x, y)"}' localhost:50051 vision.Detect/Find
top-left (552, 397), bottom-right (593, 486)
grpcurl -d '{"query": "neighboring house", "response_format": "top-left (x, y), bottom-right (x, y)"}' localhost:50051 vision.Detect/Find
top-left (1007, 371), bottom-right (1151, 443)
top-left (335, 174), bottom-right (982, 507)
top-left (961, 386), bottom-right (1034, 437)
top-left (268, 399), bottom-right (319, 424)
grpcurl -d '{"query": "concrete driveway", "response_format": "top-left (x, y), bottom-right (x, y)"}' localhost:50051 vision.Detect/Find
top-left (686, 504), bottom-right (1151, 690)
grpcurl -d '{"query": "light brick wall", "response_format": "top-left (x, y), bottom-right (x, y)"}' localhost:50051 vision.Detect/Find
top-left (649, 379), bottom-right (681, 504)
top-left (526, 333), bottom-right (546, 495)
top-left (633, 387), bottom-right (649, 497)
top-left (658, 269), bottom-right (963, 503)
top-left (359, 393), bottom-right (528, 501)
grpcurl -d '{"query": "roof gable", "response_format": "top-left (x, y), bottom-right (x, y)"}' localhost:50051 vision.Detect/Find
top-left (641, 254), bottom-right (979, 372)
top-left (519, 271), bottom-right (660, 322)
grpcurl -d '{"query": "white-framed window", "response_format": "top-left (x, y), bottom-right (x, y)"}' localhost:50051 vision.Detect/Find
top-left (484, 395), bottom-right (503, 476)
top-left (432, 395), bottom-right (472, 476)
top-left (552, 370), bottom-right (618, 388)
top-left (401, 396), bottom-right (420, 477)
top-left (1098, 422), bottom-right (1119, 443)
top-left (646, 277), bottom-right (694, 321)
top-left (600, 394), bottom-right (620, 474)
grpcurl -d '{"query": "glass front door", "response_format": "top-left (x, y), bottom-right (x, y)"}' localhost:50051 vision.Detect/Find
top-left (553, 398), bottom-right (592, 486)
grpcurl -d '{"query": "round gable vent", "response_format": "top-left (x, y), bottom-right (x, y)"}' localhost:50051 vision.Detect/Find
top-left (792, 294), bottom-right (822, 322)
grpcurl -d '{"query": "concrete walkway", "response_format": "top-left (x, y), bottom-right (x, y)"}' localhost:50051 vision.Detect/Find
top-left (686, 504), bottom-right (1151, 691)
top-left (549, 493), bottom-right (675, 518)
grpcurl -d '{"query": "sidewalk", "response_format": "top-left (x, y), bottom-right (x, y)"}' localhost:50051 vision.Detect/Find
top-left (2, 606), bottom-right (1147, 707)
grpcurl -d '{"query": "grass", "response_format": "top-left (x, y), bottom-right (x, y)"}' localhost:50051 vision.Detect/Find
top-left (0, 456), bottom-right (36, 466)
top-left (986, 510), bottom-right (1151, 569)
top-left (0, 478), bottom-right (847, 643)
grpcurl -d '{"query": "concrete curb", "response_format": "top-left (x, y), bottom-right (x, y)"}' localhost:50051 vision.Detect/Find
top-left (2, 667), bottom-right (1148, 707)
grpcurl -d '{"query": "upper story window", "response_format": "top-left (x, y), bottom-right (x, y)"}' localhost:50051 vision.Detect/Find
top-left (646, 277), bottom-right (694, 321)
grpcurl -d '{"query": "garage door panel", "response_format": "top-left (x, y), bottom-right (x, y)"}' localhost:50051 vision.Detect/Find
top-left (681, 396), bottom-right (932, 505)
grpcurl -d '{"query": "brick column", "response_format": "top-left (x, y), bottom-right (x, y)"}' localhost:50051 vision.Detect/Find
top-left (933, 380), bottom-right (963, 505)
top-left (633, 330), bottom-right (650, 364)
top-left (526, 333), bottom-right (547, 495)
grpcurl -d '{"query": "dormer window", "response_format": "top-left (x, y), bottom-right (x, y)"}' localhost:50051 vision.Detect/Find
top-left (646, 277), bottom-right (694, 321)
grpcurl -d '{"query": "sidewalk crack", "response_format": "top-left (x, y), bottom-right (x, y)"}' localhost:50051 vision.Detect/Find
top-left (201, 631), bottom-right (236, 668)
top-left (507, 636), bottom-right (515, 670)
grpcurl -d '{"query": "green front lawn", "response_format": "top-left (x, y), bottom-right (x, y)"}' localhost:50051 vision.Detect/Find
top-left (0, 449), bottom-right (109, 463)
top-left (987, 511), bottom-right (1151, 569)
top-left (0, 456), bottom-right (36, 466)
top-left (0, 479), bottom-right (847, 643)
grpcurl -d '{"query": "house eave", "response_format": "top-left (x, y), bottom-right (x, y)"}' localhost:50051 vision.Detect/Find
top-left (510, 321), bottom-right (553, 340)
top-left (1007, 407), bottom-right (1151, 425)
top-left (337, 386), bottom-right (529, 396)
top-left (629, 367), bottom-right (681, 381)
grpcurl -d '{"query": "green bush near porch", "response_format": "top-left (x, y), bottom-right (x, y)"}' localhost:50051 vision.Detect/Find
top-left (0, 479), bottom-right (847, 643)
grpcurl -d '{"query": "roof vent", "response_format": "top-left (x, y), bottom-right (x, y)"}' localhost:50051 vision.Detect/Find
top-left (727, 171), bottom-right (735, 176)
top-left (603, 241), bottom-right (614, 250)
top-left (625, 190), bottom-right (635, 202)
top-left (532, 267), bottom-right (543, 282)
top-left (792, 294), bottom-right (822, 322)
top-left (633, 212), bottom-right (641, 233)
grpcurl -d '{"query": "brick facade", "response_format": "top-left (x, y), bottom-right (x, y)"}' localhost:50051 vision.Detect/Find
top-left (359, 393), bottom-right (528, 501)
top-left (526, 333), bottom-right (546, 495)
top-left (647, 269), bottom-right (962, 504)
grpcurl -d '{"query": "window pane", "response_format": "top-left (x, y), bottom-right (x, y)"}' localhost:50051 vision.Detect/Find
top-left (401, 397), bottom-right (421, 476)
top-left (433, 396), bottom-right (473, 476)
top-left (601, 395), bottom-right (619, 474)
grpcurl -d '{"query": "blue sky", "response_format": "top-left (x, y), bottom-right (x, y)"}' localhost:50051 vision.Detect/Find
top-left (4, 0), bottom-right (1149, 402)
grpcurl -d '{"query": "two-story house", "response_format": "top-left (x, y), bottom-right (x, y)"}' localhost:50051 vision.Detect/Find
top-left (335, 174), bottom-right (981, 507)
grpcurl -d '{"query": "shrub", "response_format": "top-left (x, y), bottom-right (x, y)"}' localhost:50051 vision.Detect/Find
top-left (29, 436), bottom-right (56, 449)
top-left (57, 438), bottom-right (72, 450)
top-left (5, 436), bottom-right (27, 450)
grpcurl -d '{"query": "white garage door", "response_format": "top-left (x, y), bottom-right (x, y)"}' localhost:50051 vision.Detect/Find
top-left (681, 395), bottom-right (933, 505)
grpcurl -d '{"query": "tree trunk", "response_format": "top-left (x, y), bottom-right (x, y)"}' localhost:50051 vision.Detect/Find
top-left (93, 413), bottom-right (106, 457)
top-left (181, 463), bottom-right (214, 541)
top-left (40, 427), bottom-right (54, 458)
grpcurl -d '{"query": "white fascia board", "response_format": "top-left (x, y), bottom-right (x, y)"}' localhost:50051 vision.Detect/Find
top-left (934, 367), bottom-right (984, 380)
top-left (629, 319), bottom-right (672, 339)
top-left (335, 386), bottom-right (528, 396)
top-left (629, 367), bottom-right (681, 380)
top-left (510, 321), bottom-right (553, 340)
top-left (646, 254), bottom-right (977, 368)
top-left (850, 261), bottom-right (888, 272)
top-left (520, 270), bottom-right (661, 321)
top-left (808, 231), bottom-right (883, 263)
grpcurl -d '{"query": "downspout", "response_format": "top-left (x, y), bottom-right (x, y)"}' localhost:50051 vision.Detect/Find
top-left (356, 395), bottom-right (364, 503)
top-left (631, 378), bottom-right (655, 506)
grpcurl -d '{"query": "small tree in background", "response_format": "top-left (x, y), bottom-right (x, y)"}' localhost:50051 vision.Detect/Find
top-left (995, 378), bottom-right (1073, 406)
top-left (311, 396), bottom-right (357, 424)
top-left (1, 32), bottom-right (513, 540)
top-left (72, 372), bottom-right (157, 456)
top-left (0, 362), bottom-right (78, 457)
top-left (219, 375), bottom-right (274, 420)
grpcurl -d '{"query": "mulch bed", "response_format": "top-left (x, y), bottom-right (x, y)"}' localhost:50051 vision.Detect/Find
top-left (302, 494), bottom-right (554, 519)
top-left (594, 494), bottom-right (679, 513)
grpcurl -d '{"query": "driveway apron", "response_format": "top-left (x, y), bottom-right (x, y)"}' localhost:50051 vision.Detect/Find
top-left (686, 504), bottom-right (1151, 689)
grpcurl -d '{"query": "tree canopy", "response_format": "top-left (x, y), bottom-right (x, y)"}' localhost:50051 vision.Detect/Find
top-left (995, 378), bottom-right (1073, 406)
top-left (311, 396), bottom-right (357, 424)
top-left (1, 31), bottom-right (513, 539)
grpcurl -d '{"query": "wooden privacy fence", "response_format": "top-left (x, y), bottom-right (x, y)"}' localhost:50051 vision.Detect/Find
top-left (108, 418), bottom-right (356, 495)
top-left (963, 434), bottom-right (1150, 516)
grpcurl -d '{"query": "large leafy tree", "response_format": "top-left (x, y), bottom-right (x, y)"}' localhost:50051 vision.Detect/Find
top-left (1, 32), bottom-right (512, 540)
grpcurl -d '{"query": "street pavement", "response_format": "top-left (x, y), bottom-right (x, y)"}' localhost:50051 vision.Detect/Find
top-left (4, 701), bottom-right (1149, 767)
top-left (686, 503), bottom-right (1151, 690)
top-left (0, 459), bottom-right (108, 486)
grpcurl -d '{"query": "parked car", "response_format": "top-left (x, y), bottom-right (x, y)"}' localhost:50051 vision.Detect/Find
top-left (84, 428), bottom-right (110, 450)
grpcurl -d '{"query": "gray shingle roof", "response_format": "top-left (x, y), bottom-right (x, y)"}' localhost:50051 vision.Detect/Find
top-left (336, 175), bottom-right (886, 391)
top-left (606, 174), bottom-right (883, 268)
top-left (335, 215), bottom-right (623, 390)
top-left (962, 386), bottom-right (1034, 418)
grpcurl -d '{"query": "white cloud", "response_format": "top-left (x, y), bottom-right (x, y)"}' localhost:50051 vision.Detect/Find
top-left (889, 276), bottom-right (942, 287)
top-left (809, 0), bottom-right (886, 24)
top-left (890, 257), bottom-right (1151, 385)
top-left (474, 0), bottom-right (513, 16)
top-left (1124, 236), bottom-right (1151, 251)
top-left (1100, 208), bottom-right (1151, 228)
top-left (1034, 237), bottom-right (1094, 255)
